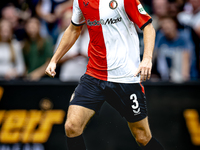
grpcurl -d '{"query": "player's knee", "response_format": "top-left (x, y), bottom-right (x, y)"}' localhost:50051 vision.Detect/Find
top-left (65, 121), bottom-right (83, 137)
top-left (135, 134), bottom-right (152, 146)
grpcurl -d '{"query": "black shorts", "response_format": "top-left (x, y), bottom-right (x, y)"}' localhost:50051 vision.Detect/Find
top-left (70, 74), bottom-right (148, 122)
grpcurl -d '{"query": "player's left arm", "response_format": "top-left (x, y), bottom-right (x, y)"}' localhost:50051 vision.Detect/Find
top-left (124, 0), bottom-right (155, 81)
top-left (134, 23), bottom-right (156, 82)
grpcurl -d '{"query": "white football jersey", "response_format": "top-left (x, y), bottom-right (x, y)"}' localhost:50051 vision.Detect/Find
top-left (71, 0), bottom-right (152, 83)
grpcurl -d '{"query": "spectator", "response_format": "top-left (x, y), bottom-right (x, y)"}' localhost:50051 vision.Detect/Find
top-left (23, 17), bottom-right (53, 81)
top-left (12, 0), bottom-right (32, 23)
top-left (35, 0), bottom-right (73, 44)
top-left (151, 0), bottom-right (168, 31)
top-left (177, 0), bottom-right (200, 77)
top-left (154, 17), bottom-right (191, 82)
top-left (178, 0), bottom-right (200, 36)
top-left (0, 19), bottom-right (25, 80)
top-left (1, 4), bottom-right (26, 42)
top-left (168, 0), bottom-right (182, 18)
top-left (54, 9), bottom-right (89, 82)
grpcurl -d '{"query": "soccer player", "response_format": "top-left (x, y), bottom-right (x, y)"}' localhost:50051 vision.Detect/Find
top-left (45, 0), bottom-right (165, 149)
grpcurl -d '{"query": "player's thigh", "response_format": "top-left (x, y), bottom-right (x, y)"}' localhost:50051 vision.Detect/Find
top-left (128, 117), bottom-right (152, 140)
top-left (65, 105), bottom-right (95, 130)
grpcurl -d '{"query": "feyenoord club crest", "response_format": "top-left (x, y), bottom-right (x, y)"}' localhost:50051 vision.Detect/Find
top-left (109, 0), bottom-right (118, 9)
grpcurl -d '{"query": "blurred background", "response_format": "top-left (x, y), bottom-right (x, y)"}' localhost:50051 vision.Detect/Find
top-left (0, 0), bottom-right (200, 150)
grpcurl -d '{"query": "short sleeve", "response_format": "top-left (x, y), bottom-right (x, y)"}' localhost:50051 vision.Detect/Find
top-left (124, 0), bottom-right (152, 30)
top-left (71, 0), bottom-right (85, 26)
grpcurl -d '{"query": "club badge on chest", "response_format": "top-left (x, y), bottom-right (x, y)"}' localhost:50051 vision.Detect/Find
top-left (109, 0), bottom-right (118, 9)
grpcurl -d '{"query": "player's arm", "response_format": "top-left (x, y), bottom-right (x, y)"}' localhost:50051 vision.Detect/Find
top-left (45, 23), bottom-right (83, 77)
top-left (134, 23), bottom-right (155, 81)
top-left (124, 0), bottom-right (155, 81)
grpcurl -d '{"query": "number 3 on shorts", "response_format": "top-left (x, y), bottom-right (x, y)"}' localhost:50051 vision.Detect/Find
top-left (130, 94), bottom-right (141, 114)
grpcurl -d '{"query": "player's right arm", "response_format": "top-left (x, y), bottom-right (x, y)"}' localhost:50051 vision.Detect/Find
top-left (45, 23), bottom-right (83, 78)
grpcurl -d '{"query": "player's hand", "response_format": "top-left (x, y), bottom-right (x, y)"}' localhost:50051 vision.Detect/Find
top-left (45, 62), bottom-right (57, 78)
top-left (134, 58), bottom-right (152, 82)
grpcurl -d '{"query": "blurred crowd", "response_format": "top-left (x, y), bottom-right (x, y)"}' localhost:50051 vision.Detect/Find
top-left (0, 0), bottom-right (199, 83)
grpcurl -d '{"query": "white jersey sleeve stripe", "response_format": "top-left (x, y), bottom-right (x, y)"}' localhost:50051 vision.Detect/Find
top-left (72, 0), bottom-right (85, 25)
